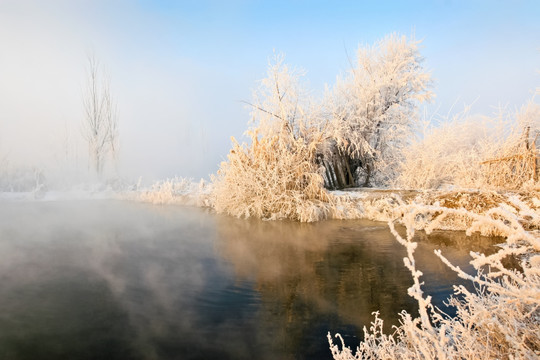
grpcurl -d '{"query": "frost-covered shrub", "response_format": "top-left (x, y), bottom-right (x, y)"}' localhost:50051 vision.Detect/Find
top-left (396, 111), bottom-right (490, 189)
top-left (212, 55), bottom-right (335, 222)
top-left (481, 101), bottom-right (540, 190)
top-left (397, 99), bottom-right (540, 190)
top-left (212, 128), bottom-right (333, 222)
top-left (0, 161), bottom-right (47, 193)
top-left (328, 202), bottom-right (540, 360)
top-left (135, 177), bottom-right (212, 207)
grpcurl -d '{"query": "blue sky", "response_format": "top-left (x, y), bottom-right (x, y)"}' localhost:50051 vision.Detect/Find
top-left (0, 0), bottom-right (539, 181)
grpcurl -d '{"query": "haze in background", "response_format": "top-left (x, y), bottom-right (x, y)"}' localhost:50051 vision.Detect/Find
top-left (0, 0), bottom-right (539, 184)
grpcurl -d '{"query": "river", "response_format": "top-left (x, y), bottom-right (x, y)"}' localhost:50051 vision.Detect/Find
top-left (0, 200), bottom-right (499, 359)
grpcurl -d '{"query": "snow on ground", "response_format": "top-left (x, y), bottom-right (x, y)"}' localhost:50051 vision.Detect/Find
top-left (0, 177), bottom-right (211, 205)
top-left (122, 177), bottom-right (213, 207)
top-left (0, 185), bottom-right (120, 202)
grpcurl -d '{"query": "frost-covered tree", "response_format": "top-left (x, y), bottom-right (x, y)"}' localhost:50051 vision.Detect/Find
top-left (323, 34), bottom-right (433, 188)
top-left (212, 35), bottom-right (435, 219)
top-left (82, 55), bottom-right (118, 176)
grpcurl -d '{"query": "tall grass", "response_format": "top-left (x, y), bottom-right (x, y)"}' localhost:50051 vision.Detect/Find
top-left (211, 128), bottom-right (333, 222)
top-left (397, 100), bottom-right (540, 191)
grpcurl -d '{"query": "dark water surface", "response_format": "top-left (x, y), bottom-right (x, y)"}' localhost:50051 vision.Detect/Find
top-left (0, 200), bottom-right (498, 359)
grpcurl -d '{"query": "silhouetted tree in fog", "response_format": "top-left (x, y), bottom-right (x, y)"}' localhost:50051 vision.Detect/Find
top-left (82, 55), bottom-right (118, 176)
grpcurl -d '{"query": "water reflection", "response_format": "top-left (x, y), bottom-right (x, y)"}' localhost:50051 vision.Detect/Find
top-left (0, 201), bottom-right (500, 359)
top-left (214, 217), bottom-right (500, 357)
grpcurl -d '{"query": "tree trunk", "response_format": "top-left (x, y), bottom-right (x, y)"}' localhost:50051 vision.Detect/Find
top-left (343, 156), bottom-right (355, 186)
top-left (333, 159), bottom-right (345, 189)
top-left (363, 164), bottom-right (372, 187)
top-left (324, 161), bottom-right (336, 189)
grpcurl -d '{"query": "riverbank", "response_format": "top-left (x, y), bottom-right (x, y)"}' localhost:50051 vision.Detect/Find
top-left (4, 182), bottom-right (540, 237)
top-left (331, 187), bottom-right (540, 236)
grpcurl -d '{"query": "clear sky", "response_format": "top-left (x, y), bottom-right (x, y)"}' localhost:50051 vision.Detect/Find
top-left (0, 0), bottom-right (539, 183)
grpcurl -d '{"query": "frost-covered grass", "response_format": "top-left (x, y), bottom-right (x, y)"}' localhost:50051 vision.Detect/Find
top-left (334, 189), bottom-right (540, 235)
top-left (211, 128), bottom-right (336, 222)
top-left (397, 100), bottom-right (540, 191)
top-left (129, 177), bottom-right (213, 207)
top-left (328, 201), bottom-right (540, 359)
top-left (0, 162), bottom-right (46, 193)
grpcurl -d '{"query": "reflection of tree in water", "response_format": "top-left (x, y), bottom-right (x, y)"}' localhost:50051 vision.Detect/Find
top-left (215, 217), bottom-right (415, 357)
top-left (215, 216), bottom-right (501, 357)
top-left (411, 230), bottom-right (502, 297)
top-left (415, 229), bottom-right (502, 253)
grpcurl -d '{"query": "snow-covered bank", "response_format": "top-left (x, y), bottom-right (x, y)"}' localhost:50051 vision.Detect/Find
top-left (121, 177), bottom-right (540, 244)
top-left (122, 177), bottom-right (213, 207)
top-left (332, 188), bottom-right (540, 236)
top-left (5, 177), bottom-right (540, 240)
top-left (0, 185), bottom-right (122, 202)
top-left (0, 177), bottom-right (212, 205)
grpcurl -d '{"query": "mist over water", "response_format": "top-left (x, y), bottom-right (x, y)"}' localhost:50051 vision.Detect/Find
top-left (0, 200), bottom-right (499, 359)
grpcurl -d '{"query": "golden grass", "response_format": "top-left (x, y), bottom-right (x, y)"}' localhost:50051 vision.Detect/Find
top-left (212, 129), bottom-right (333, 222)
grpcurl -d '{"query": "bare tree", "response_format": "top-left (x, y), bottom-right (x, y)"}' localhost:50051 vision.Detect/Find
top-left (82, 55), bottom-right (118, 176)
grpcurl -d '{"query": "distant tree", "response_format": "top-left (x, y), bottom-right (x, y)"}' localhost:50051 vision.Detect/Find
top-left (82, 55), bottom-right (118, 176)
top-left (322, 34), bottom-right (433, 188)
